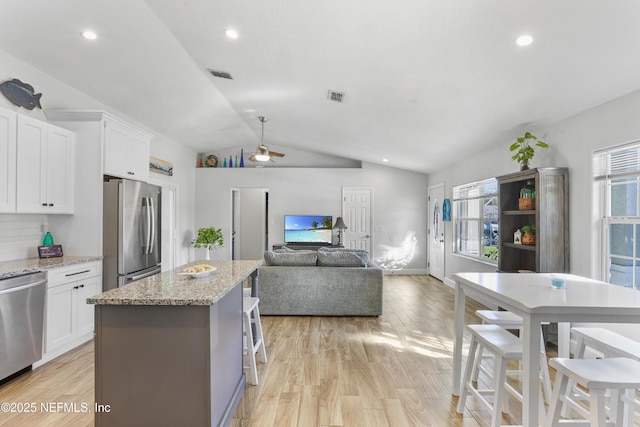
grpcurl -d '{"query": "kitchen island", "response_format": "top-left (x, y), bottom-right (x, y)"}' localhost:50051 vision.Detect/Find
top-left (88, 259), bottom-right (262, 427)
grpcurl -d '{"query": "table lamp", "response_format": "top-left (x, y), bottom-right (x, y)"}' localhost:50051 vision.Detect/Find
top-left (333, 217), bottom-right (348, 246)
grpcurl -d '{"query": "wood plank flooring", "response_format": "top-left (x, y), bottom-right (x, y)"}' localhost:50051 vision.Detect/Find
top-left (0, 275), bottom-right (569, 426)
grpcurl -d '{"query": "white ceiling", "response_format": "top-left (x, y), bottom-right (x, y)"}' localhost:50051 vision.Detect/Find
top-left (1, 1), bottom-right (640, 174)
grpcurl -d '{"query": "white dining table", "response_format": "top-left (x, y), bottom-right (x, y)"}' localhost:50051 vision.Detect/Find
top-left (452, 272), bottom-right (640, 427)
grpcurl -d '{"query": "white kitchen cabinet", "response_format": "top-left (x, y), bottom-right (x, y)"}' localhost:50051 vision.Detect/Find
top-left (104, 116), bottom-right (151, 181)
top-left (16, 115), bottom-right (75, 214)
top-left (42, 261), bottom-right (101, 363)
top-left (0, 108), bottom-right (16, 212)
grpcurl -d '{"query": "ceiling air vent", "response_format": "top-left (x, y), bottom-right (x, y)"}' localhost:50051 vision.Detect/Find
top-left (208, 69), bottom-right (233, 80)
top-left (327, 90), bottom-right (345, 103)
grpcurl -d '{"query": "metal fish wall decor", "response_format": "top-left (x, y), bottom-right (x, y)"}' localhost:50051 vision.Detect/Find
top-left (0, 78), bottom-right (42, 110)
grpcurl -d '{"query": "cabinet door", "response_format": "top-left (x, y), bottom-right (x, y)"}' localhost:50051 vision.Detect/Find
top-left (104, 118), bottom-right (150, 181)
top-left (0, 108), bottom-right (16, 212)
top-left (16, 115), bottom-right (47, 213)
top-left (126, 131), bottom-right (150, 181)
top-left (104, 119), bottom-right (129, 177)
top-left (75, 276), bottom-right (99, 337)
top-left (45, 282), bottom-right (75, 353)
top-left (45, 125), bottom-right (75, 213)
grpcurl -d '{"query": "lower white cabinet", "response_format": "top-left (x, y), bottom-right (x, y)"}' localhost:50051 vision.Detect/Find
top-left (40, 261), bottom-right (101, 364)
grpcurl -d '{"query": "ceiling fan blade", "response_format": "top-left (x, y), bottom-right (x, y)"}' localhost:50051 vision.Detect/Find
top-left (269, 151), bottom-right (285, 157)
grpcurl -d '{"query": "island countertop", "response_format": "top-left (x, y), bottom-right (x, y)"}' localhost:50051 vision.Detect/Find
top-left (87, 259), bottom-right (262, 306)
top-left (0, 255), bottom-right (103, 279)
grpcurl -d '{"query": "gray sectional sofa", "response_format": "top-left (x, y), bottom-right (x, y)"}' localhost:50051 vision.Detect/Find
top-left (257, 247), bottom-right (384, 316)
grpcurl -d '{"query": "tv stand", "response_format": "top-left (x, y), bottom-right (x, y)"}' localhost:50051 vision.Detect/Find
top-left (273, 243), bottom-right (344, 251)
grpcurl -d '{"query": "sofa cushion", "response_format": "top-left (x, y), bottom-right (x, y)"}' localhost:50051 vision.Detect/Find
top-left (317, 248), bottom-right (369, 267)
top-left (264, 250), bottom-right (317, 266)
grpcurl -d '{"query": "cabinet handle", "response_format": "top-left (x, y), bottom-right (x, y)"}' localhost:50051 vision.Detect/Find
top-left (127, 171), bottom-right (134, 175)
top-left (65, 269), bottom-right (91, 277)
top-left (73, 285), bottom-right (79, 290)
top-left (48, 203), bottom-right (54, 207)
top-left (42, 203), bottom-right (47, 206)
top-left (79, 284), bottom-right (85, 288)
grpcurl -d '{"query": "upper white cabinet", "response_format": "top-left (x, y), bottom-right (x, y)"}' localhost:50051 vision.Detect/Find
top-left (16, 115), bottom-right (75, 214)
top-left (104, 116), bottom-right (151, 181)
top-left (0, 108), bottom-right (17, 213)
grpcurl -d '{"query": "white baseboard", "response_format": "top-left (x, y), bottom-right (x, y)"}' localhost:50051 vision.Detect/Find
top-left (443, 277), bottom-right (455, 288)
top-left (33, 332), bottom-right (93, 368)
top-left (383, 268), bottom-right (429, 275)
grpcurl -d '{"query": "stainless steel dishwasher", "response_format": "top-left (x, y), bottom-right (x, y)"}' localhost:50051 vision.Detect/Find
top-left (0, 271), bottom-right (46, 381)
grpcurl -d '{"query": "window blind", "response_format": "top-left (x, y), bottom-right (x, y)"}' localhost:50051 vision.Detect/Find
top-left (594, 140), bottom-right (640, 181)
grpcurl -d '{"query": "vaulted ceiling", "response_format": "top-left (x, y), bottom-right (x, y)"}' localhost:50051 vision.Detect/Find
top-left (1, 1), bottom-right (639, 173)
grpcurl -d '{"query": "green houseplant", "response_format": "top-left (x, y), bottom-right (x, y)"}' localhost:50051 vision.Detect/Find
top-left (191, 227), bottom-right (224, 260)
top-left (510, 132), bottom-right (549, 171)
top-left (521, 224), bottom-right (536, 245)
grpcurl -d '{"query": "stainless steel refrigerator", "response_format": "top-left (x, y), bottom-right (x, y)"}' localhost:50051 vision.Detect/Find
top-left (103, 178), bottom-right (161, 291)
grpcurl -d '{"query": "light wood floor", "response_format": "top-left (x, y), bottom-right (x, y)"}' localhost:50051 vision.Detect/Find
top-left (0, 275), bottom-right (564, 426)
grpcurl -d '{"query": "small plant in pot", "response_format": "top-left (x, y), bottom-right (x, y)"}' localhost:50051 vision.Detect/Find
top-left (521, 224), bottom-right (536, 245)
top-left (191, 227), bottom-right (224, 260)
top-left (510, 132), bottom-right (549, 171)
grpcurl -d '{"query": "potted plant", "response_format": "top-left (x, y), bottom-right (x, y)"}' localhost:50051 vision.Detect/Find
top-left (521, 224), bottom-right (536, 245)
top-left (191, 227), bottom-right (224, 260)
top-left (510, 132), bottom-right (549, 171)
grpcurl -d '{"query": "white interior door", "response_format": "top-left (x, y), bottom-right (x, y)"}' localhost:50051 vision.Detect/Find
top-left (342, 187), bottom-right (372, 254)
top-left (232, 188), bottom-right (268, 260)
top-left (428, 183), bottom-right (445, 281)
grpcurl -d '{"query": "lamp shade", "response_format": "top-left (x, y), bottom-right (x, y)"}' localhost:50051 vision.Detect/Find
top-left (333, 217), bottom-right (348, 230)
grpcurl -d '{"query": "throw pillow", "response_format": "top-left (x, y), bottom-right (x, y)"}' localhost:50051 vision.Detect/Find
top-left (317, 248), bottom-right (368, 267)
top-left (263, 250), bottom-right (317, 266)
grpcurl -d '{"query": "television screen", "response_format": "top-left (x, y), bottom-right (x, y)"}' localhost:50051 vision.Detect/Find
top-left (284, 215), bottom-right (333, 244)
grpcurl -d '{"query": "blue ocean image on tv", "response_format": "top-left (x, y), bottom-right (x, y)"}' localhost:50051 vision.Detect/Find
top-left (284, 215), bottom-right (333, 243)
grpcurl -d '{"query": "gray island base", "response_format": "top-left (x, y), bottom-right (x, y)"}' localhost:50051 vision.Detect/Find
top-left (88, 260), bottom-right (261, 427)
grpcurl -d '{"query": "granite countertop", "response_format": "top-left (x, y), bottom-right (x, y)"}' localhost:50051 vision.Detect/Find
top-left (87, 259), bottom-right (262, 306)
top-left (0, 255), bottom-right (103, 279)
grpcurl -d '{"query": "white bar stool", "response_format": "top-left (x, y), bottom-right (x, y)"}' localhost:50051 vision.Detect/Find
top-left (562, 327), bottom-right (640, 423)
top-left (243, 296), bottom-right (267, 385)
top-left (457, 324), bottom-right (546, 427)
top-left (473, 310), bottom-right (554, 404)
top-left (545, 357), bottom-right (640, 427)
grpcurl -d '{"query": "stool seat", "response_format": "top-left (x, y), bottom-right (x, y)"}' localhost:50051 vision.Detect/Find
top-left (571, 327), bottom-right (640, 360)
top-left (546, 357), bottom-right (640, 427)
top-left (476, 310), bottom-right (524, 327)
top-left (551, 357), bottom-right (640, 389)
top-left (468, 324), bottom-right (522, 359)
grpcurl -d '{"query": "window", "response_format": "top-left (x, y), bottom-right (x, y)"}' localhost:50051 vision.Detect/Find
top-left (594, 141), bottom-right (640, 289)
top-left (453, 178), bottom-right (499, 263)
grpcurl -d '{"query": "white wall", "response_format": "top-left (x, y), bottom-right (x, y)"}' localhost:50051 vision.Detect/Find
top-left (0, 49), bottom-right (196, 264)
top-left (429, 87), bottom-right (640, 340)
top-left (194, 163), bottom-right (429, 273)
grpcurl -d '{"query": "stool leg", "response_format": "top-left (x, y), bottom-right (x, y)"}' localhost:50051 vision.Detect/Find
top-left (589, 388), bottom-right (607, 427)
top-left (544, 371), bottom-right (569, 427)
top-left (471, 343), bottom-right (484, 382)
top-left (539, 332), bottom-right (553, 404)
top-left (456, 336), bottom-right (478, 414)
top-left (491, 357), bottom-right (508, 427)
top-left (561, 336), bottom-right (587, 417)
top-left (243, 311), bottom-right (259, 385)
top-left (253, 304), bottom-right (267, 363)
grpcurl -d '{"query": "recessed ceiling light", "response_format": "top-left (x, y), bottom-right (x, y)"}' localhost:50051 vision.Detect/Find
top-left (515, 34), bottom-right (534, 47)
top-left (82, 30), bottom-right (97, 40)
top-left (225, 28), bottom-right (239, 39)
top-left (382, 158), bottom-right (389, 163)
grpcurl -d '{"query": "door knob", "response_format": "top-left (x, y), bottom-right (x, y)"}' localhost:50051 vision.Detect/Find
top-left (365, 235), bottom-right (370, 238)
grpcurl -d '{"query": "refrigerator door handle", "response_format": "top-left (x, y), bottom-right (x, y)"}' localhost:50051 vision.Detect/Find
top-left (142, 197), bottom-right (151, 254)
top-left (149, 197), bottom-right (156, 254)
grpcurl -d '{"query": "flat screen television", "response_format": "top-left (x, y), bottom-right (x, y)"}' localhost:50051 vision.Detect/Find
top-left (284, 215), bottom-right (333, 244)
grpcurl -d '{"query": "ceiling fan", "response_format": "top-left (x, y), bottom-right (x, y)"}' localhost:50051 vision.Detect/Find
top-left (249, 116), bottom-right (285, 162)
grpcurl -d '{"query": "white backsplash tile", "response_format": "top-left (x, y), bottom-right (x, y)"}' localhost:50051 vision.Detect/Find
top-left (0, 214), bottom-right (47, 261)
